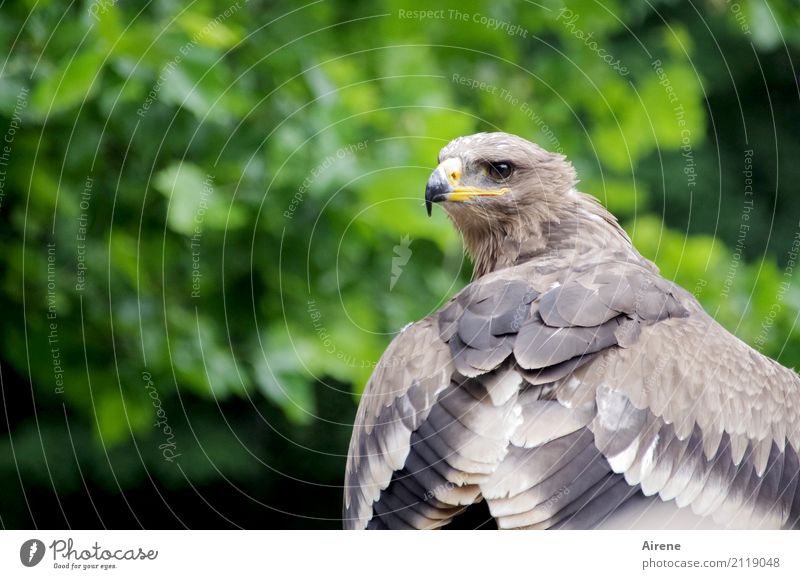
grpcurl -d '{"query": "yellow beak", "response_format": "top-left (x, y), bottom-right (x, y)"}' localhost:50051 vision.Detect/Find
top-left (425, 158), bottom-right (508, 215)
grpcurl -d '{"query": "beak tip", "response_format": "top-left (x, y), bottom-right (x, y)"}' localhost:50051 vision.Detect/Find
top-left (424, 168), bottom-right (450, 217)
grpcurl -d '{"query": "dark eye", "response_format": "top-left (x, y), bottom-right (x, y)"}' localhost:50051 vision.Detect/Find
top-left (487, 161), bottom-right (514, 180)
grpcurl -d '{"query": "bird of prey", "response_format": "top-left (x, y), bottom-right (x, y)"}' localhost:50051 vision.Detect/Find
top-left (343, 132), bottom-right (800, 530)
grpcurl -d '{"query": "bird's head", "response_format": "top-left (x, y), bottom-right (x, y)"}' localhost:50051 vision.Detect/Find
top-left (424, 132), bottom-right (592, 277)
top-left (425, 132), bottom-right (577, 226)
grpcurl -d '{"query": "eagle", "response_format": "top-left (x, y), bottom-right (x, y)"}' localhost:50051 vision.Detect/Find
top-left (343, 132), bottom-right (800, 530)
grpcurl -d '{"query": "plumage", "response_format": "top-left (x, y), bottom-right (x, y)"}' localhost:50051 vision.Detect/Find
top-left (343, 132), bottom-right (800, 530)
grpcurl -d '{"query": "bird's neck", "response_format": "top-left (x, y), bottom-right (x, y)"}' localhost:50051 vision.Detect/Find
top-left (462, 191), bottom-right (639, 279)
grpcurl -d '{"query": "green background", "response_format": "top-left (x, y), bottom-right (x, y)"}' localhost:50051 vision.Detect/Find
top-left (1, 0), bottom-right (799, 528)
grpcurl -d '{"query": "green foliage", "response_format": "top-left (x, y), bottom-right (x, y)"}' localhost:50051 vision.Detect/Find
top-left (1, 0), bottom-right (799, 527)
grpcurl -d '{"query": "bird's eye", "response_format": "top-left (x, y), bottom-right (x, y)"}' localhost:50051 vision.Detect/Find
top-left (486, 161), bottom-right (514, 181)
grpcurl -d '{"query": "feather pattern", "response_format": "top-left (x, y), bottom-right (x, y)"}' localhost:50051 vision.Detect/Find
top-left (344, 133), bottom-right (800, 529)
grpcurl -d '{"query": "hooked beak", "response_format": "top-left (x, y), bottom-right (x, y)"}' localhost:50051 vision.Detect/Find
top-left (424, 158), bottom-right (508, 216)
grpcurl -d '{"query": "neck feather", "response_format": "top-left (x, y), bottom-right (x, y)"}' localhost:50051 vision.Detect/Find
top-left (457, 192), bottom-right (636, 279)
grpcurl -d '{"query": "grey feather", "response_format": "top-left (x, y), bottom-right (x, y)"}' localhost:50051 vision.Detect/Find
top-left (345, 133), bottom-right (800, 530)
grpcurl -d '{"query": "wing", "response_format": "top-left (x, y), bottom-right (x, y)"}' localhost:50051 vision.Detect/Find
top-left (343, 278), bottom-right (540, 529)
top-left (343, 318), bottom-right (453, 529)
top-left (558, 301), bottom-right (800, 528)
top-left (464, 258), bottom-right (696, 529)
top-left (502, 259), bottom-right (800, 529)
top-left (345, 256), bottom-right (800, 529)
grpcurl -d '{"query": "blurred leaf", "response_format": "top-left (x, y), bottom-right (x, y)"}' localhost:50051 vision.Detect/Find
top-left (176, 11), bottom-right (241, 49)
top-left (31, 50), bottom-right (105, 115)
